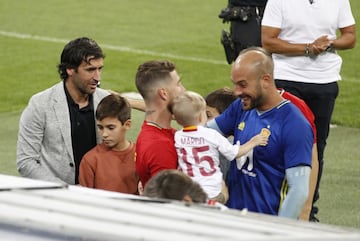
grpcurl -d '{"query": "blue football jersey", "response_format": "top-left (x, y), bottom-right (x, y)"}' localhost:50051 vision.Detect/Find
top-left (215, 98), bottom-right (313, 215)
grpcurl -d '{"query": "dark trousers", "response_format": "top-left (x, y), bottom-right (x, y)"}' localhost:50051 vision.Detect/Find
top-left (229, 5), bottom-right (264, 58)
top-left (230, 17), bottom-right (262, 57)
top-left (275, 79), bottom-right (339, 219)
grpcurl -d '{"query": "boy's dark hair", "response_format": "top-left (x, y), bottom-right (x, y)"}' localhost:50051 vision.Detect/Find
top-left (57, 37), bottom-right (105, 81)
top-left (205, 87), bottom-right (236, 114)
top-left (135, 60), bottom-right (176, 100)
top-left (144, 170), bottom-right (207, 203)
top-left (96, 94), bottom-right (131, 125)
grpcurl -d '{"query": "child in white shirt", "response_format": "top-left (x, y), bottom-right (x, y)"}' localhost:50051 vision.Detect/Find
top-left (169, 91), bottom-right (268, 203)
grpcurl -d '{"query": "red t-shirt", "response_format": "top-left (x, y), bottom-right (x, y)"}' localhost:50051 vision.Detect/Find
top-left (79, 142), bottom-right (138, 194)
top-left (280, 89), bottom-right (317, 143)
top-left (136, 121), bottom-right (178, 187)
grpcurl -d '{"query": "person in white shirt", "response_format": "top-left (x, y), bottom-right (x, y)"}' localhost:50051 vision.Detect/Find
top-left (168, 91), bottom-right (268, 204)
top-left (261, 0), bottom-right (356, 222)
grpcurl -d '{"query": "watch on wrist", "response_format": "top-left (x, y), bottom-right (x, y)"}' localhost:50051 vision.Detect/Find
top-left (326, 43), bottom-right (334, 52)
top-left (305, 44), bottom-right (311, 57)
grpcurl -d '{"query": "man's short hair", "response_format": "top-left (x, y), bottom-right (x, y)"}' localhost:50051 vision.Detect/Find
top-left (135, 60), bottom-right (176, 100)
top-left (57, 37), bottom-right (105, 81)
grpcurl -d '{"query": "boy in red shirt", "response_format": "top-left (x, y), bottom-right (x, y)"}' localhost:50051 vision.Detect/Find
top-left (79, 94), bottom-right (138, 194)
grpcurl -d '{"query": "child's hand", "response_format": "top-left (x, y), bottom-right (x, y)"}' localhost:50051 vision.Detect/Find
top-left (252, 134), bottom-right (268, 146)
top-left (259, 128), bottom-right (270, 146)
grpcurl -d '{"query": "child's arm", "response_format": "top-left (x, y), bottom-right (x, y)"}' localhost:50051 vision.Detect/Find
top-left (236, 133), bottom-right (268, 158)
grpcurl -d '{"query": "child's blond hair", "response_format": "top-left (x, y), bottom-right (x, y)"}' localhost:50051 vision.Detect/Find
top-left (169, 91), bottom-right (206, 127)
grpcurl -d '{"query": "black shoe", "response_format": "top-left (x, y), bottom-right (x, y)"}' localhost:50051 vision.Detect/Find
top-left (309, 206), bottom-right (319, 222)
top-left (310, 215), bottom-right (319, 222)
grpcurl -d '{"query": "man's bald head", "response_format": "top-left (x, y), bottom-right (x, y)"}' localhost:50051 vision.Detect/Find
top-left (232, 47), bottom-right (274, 80)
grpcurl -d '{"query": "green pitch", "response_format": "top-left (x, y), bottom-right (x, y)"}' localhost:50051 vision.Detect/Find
top-left (0, 0), bottom-right (359, 229)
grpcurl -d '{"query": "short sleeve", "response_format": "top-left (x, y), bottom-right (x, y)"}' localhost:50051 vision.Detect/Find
top-left (338, 0), bottom-right (355, 28)
top-left (261, 0), bottom-right (283, 28)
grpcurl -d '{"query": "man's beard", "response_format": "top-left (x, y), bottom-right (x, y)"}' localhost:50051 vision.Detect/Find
top-left (240, 94), bottom-right (263, 111)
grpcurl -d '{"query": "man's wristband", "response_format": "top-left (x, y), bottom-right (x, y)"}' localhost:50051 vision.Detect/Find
top-left (326, 43), bottom-right (334, 52)
top-left (305, 43), bottom-right (311, 57)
